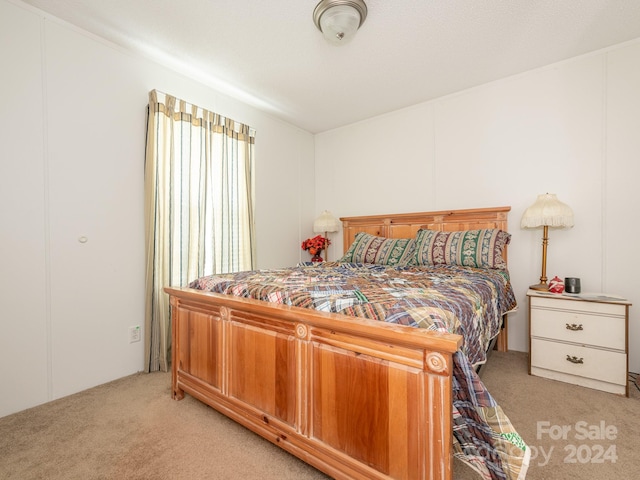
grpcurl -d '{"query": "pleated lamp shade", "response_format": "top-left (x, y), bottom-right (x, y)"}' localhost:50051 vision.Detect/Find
top-left (313, 211), bottom-right (340, 233)
top-left (521, 193), bottom-right (574, 229)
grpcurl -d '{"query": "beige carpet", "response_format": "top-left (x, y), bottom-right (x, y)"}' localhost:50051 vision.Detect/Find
top-left (0, 372), bottom-right (329, 480)
top-left (0, 351), bottom-right (638, 479)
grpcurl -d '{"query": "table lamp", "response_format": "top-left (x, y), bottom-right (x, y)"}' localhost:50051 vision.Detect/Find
top-left (521, 193), bottom-right (574, 291)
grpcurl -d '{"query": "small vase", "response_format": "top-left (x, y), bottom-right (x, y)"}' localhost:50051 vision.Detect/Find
top-left (311, 250), bottom-right (323, 262)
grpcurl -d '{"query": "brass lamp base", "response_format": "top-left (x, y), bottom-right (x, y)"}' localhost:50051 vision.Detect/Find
top-left (530, 224), bottom-right (551, 293)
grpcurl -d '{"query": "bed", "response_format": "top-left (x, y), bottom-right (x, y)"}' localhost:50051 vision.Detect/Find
top-left (165, 206), bottom-right (529, 480)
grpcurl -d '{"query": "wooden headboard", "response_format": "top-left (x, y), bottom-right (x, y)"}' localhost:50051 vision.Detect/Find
top-left (340, 206), bottom-right (511, 253)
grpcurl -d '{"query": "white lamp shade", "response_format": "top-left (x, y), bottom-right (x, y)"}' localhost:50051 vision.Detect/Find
top-left (313, 210), bottom-right (340, 233)
top-left (521, 193), bottom-right (574, 229)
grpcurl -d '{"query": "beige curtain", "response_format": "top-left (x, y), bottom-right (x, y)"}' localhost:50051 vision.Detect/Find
top-left (144, 90), bottom-right (256, 372)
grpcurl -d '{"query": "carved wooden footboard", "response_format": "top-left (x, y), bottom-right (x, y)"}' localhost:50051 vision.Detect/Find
top-left (168, 286), bottom-right (462, 479)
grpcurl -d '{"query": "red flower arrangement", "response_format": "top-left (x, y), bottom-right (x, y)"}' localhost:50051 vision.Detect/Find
top-left (301, 235), bottom-right (331, 261)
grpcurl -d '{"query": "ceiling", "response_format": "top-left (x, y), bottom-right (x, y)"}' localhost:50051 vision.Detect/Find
top-left (20, 0), bottom-right (640, 133)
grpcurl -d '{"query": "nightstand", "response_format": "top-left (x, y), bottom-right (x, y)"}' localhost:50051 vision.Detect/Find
top-left (528, 290), bottom-right (631, 396)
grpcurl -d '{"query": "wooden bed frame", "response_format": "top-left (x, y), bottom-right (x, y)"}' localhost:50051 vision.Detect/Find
top-left (166, 206), bottom-right (510, 480)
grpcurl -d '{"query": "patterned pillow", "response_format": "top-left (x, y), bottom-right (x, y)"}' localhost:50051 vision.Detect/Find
top-left (340, 232), bottom-right (416, 266)
top-left (414, 228), bottom-right (510, 270)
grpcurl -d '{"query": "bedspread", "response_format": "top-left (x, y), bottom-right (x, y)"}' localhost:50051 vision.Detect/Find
top-left (189, 262), bottom-right (515, 366)
top-left (189, 262), bottom-right (529, 479)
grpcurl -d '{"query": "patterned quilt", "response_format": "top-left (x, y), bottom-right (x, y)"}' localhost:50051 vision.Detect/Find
top-left (189, 262), bottom-right (530, 479)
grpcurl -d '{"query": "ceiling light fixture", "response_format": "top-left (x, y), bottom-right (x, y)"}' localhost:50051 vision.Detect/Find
top-left (313, 0), bottom-right (368, 46)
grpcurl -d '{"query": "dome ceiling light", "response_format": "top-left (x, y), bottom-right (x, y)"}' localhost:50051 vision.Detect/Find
top-left (313, 0), bottom-right (368, 45)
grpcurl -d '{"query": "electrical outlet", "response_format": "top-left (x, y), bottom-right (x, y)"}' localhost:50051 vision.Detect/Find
top-left (129, 325), bottom-right (141, 343)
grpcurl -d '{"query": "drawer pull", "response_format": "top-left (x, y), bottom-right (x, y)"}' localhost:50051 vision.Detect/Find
top-left (565, 323), bottom-right (584, 331)
top-left (566, 355), bottom-right (584, 364)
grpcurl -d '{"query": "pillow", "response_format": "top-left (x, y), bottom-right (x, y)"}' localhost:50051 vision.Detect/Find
top-left (414, 228), bottom-right (510, 270)
top-left (340, 232), bottom-right (416, 266)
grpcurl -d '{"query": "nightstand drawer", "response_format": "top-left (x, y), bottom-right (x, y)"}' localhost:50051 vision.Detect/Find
top-left (530, 309), bottom-right (625, 350)
top-left (530, 338), bottom-right (627, 385)
top-left (530, 296), bottom-right (626, 316)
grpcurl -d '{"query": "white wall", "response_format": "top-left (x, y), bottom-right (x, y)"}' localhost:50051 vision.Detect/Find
top-left (0, 0), bottom-right (315, 417)
top-left (315, 40), bottom-right (640, 373)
